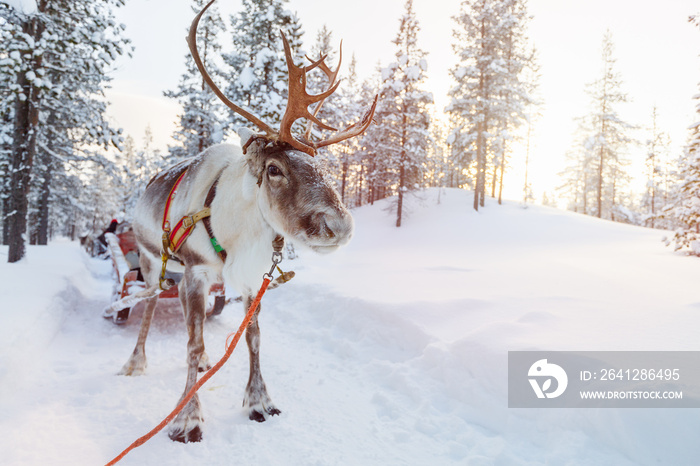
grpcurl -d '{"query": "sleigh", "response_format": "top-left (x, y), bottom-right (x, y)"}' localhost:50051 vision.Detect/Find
top-left (102, 224), bottom-right (225, 324)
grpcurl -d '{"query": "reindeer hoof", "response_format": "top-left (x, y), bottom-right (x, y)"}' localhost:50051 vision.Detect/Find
top-left (118, 354), bottom-right (147, 376)
top-left (168, 424), bottom-right (203, 443)
top-left (249, 410), bottom-right (266, 423)
top-left (248, 405), bottom-right (281, 422)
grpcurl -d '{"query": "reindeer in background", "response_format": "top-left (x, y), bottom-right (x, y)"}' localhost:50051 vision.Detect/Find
top-left (117, 0), bottom-right (376, 443)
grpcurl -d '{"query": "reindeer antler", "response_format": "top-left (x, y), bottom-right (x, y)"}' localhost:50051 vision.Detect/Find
top-left (303, 43), bottom-right (342, 141)
top-left (187, 0), bottom-right (277, 140)
top-left (189, 0), bottom-right (377, 156)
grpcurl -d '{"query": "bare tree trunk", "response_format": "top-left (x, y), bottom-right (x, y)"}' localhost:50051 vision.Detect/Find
top-left (498, 150), bottom-right (505, 205)
top-left (340, 146), bottom-right (348, 205)
top-left (36, 156), bottom-right (52, 245)
top-left (357, 162), bottom-right (364, 207)
top-left (474, 124), bottom-right (483, 211)
top-left (396, 162), bottom-right (404, 227)
top-left (596, 146), bottom-right (604, 218)
top-left (491, 158), bottom-right (498, 198)
top-left (523, 115), bottom-right (531, 204)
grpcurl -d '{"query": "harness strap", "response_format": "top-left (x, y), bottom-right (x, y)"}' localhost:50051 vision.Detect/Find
top-left (162, 169), bottom-right (227, 261)
top-left (168, 207), bottom-right (211, 252)
top-left (201, 174), bottom-right (228, 262)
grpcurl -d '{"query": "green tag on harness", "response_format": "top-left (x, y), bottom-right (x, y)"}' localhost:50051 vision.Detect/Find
top-left (210, 237), bottom-right (223, 253)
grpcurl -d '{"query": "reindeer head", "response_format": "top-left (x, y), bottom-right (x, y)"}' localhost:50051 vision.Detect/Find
top-left (189, 0), bottom-right (375, 252)
top-left (240, 129), bottom-right (354, 253)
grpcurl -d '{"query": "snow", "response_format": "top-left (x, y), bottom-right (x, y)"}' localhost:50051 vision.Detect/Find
top-left (238, 66), bottom-right (254, 90)
top-left (454, 66), bottom-right (468, 80)
top-left (1, 0), bottom-right (37, 14)
top-left (1, 188), bottom-right (700, 465)
top-left (405, 65), bottom-right (421, 81)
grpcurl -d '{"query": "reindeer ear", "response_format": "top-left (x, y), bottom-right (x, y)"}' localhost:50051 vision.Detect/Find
top-left (237, 127), bottom-right (267, 185)
top-left (236, 127), bottom-right (258, 151)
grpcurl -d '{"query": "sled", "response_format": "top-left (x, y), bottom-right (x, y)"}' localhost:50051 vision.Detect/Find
top-left (102, 224), bottom-right (225, 324)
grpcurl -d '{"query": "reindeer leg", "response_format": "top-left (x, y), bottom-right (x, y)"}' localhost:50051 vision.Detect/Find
top-left (243, 296), bottom-right (280, 422)
top-left (118, 296), bottom-right (157, 376)
top-left (118, 255), bottom-right (159, 376)
top-left (168, 266), bottom-right (209, 443)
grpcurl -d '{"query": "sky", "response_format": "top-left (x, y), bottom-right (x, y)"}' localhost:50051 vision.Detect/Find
top-left (105, 0), bottom-right (700, 204)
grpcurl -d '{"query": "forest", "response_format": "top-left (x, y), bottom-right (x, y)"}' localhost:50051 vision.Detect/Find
top-left (1, 0), bottom-right (699, 263)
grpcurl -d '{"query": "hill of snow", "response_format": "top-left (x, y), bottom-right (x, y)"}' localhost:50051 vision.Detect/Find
top-left (0, 188), bottom-right (699, 465)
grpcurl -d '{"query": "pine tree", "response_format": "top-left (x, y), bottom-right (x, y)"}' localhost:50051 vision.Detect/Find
top-left (118, 127), bottom-right (166, 222)
top-left (1, 0), bottom-right (130, 261)
top-left (378, 0), bottom-right (432, 227)
top-left (559, 117), bottom-right (600, 214)
top-left (447, 0), bottom-right (533, 211)
top-left (447, 0), bottom-right (498, 210)
top-left (356, 66), bottom-right (385, 206)
top-left (0, 11), bottom-right (13, 244)
top-left (522, 46), bottom-right (541, 205)
top-left (223, 0), bottom-right (305, 131)
top-left (303, 25), bottom-right (344, 185)
top-left (584, 31), bottom-right (633, 220)
top-left (425, 118), bottom-right (456, 189)
top-left (664, 92), bottom-right (700, 254)
top-left (164, 0), bottom-right (227, 160)
top-left (641, 106), bottom-right (671, 228)
top-left (490, 0), bottom-right (532, 205)
top-left (559, 31), bottom-right (633, 221)
top-left (305, 25), bottom-right (340, 130)
top-left (333, 53), bottom-right (362, 205)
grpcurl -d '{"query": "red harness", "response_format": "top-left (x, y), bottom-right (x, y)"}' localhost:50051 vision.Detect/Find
top-left (161, 169), bottom-right (226, 261)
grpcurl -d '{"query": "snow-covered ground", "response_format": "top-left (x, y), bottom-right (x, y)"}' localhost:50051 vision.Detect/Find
top-left (1, 188), bottom-right (699, 465)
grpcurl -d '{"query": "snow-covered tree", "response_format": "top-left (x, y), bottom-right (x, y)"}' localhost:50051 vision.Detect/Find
top-left (424, 117), bottom-right (457, 189)
top-left (583, 31), bottom-right (633, 220)
top-left (1, 0), bottom-right (130, 261)
top-left (303, 25), bottom-right (344, 184)
top-left (164, 0), bottom-right (227, 160)
top-left (358, 63), bottom-right (391, 204)
top-left (332, 53), bottom-right (363, 205)
top-left (641, 106), bottom-right (672, 228)
top-left (559, 31), bottom-right (633, 221)
top-left (0, 10), bottom-right (13, 244)
top-left (489, 0), bottom-right (532, 205)
top-left (558, 118), bottom-right (600, 214)
top-left (223, 0), bottom-right (305, 131)
top-left (305, 25), bottom-right (341, 132)
top-left (447, 0), bottom-right (533, 211)
top-left (377, 0), bottom-right (433, 227)
top-left (521, 46), bottom-right (541, 205)
top-left (663, 93), bottom-right (700, 254)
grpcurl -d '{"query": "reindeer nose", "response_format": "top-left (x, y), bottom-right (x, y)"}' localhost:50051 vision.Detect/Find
top-left (304, 209), bottom-right (353, 246)
top-left (319, 216), bottom-right (336, 239)
top-left (322, 209), bottom-right (354, 244)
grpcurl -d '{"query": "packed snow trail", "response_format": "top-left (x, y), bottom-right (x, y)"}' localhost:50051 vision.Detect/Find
top-left (1, 188), bottom-right (699, 465)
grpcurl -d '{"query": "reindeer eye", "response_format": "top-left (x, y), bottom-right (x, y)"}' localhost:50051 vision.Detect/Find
top-left (267, 164), bottom-right (282, 177)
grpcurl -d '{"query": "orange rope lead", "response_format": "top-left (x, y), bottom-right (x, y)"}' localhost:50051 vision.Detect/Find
top-left (105, 276), bottom-right (273, 466)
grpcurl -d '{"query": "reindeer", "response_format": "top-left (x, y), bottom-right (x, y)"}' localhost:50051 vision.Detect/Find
top-left (116, 0), bottom-right (376, 444)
